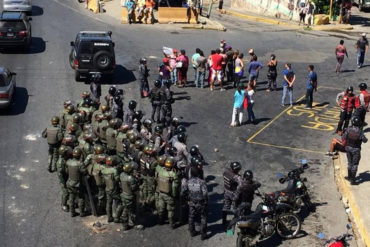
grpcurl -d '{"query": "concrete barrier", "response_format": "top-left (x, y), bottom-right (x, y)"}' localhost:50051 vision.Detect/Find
top-left (87, 0), bottom-right (99, 14)
top-left (158, 7), bottom-right (197, 24)
top-left (314, 14), bottom-right (330, 25)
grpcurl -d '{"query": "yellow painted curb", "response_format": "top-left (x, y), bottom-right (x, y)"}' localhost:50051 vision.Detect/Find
top-left (336, 154), bottom-right (370, 246)
top-left (313, 26), bottom-right (354, 31)
top-left (225, 10), bottom-right (299, 29)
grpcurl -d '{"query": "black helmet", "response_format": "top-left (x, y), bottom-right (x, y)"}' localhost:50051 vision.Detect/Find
top-left (359, 83), bottom-right (367, 91)
top-left (72, 148), bottom-right (82, 159)
top-left (168, 146), bottom-right (177, 156)
top-left (230, 162), bottom-right (242, 173)
top-left (177, 132), bottom-right (187, 143)
top-left (154, 125), bottom-right (163, 134)
top-left (154, 80), bottom-right (161, 88)
top-left (243, 170), bottom-right (253, 180)
top-left (91, 73), bottom-right (101, 82)
top-left (116, 89), bottom-right (124, 96)
top-left (143, 119), bottom-right (152, 128)
top-left (129, 100), bottom-right (137, 110)
top-left (176, 125), bottom-right (186, 135)
top-left (352, 116), bottom-right (361, 127)
top-left (190, 146), bottom-right (199, 156)
top-left (114, 95), bottom-right (121, 104)
top-left (346, 86), bottom-right (354, 93)
top-left (190, 157), bottom-right (198, 166)
top-left (109, 86), bottom-right (117, 95)
top-left (66, 105), bottom-right (75, 114)
top-left (140, 57), bottom-right (147, 64)
top-left (51, 116), bottom-right (60, 125)
top-left (171, 117), bottom-right (179, 127)
top-left (134, 110), bottom-right (143, 120)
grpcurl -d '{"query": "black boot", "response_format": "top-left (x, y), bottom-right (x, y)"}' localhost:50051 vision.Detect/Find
top-left (222, 211), bottom-right (227, 226)
top-left (350, 171), bottom-right (358, 185)
top-left (345, 169), bottom-right (352, 182)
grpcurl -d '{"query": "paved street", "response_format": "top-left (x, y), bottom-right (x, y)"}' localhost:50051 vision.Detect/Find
top-left (0, 0), bottom-right (369, 246)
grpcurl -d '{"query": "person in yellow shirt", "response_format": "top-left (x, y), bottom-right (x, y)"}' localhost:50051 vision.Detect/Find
top-left (136, 0), bottom-right (146, 22)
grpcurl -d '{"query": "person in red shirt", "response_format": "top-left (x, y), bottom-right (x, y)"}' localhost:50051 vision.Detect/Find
top-left (176, 49), bottom-right (189, 88)
top-left (211, 48), bottom-right (225, 91)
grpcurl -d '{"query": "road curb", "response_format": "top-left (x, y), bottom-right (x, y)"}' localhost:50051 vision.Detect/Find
top-left (225, 10), bottom-right (355, 33)
top-left (334, 154), bottom-right (369, 247)
top-left (181, 23), bottom-right (226, 31)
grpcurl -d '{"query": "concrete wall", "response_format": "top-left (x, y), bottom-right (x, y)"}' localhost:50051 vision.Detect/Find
top-left (231, 0), bottom-right (305, 21)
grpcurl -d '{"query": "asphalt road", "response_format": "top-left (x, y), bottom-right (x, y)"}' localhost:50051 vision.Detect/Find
top-left (0, 0), bottom-right (368, 246)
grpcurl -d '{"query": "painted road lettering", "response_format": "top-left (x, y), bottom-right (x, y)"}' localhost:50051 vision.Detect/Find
top-left (287, 103), bottom-right (340, 131)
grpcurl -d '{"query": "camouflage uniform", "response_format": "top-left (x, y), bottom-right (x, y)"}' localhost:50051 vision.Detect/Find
top-left (42, 121), bottom-right (63, 172)
top-left (56, 146), bottom-right (72, 211)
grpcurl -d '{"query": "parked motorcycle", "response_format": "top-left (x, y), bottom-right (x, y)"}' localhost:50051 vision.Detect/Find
top-left (272, 159), bottom-right (314, 213)
top-left (227, 190), bottom-right (301, 247)
top-left (318, 224), bottom-right (352, 247)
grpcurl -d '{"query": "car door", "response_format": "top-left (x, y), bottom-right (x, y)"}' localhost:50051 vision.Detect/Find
top-left (5, 69), bottom-right (15, 99)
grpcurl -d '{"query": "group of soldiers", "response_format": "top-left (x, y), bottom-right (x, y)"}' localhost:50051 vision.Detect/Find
top-left (42, 82), bottom-right (208, 240)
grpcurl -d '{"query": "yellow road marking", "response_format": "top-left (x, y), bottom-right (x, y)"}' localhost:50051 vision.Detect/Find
top-left (247, 94), bottom-right (306, 143)
top-left (248, 140), bottom-right (327, 154)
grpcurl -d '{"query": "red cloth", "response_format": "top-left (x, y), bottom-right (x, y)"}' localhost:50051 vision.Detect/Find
top-left (243, 97), bottom-right (248, 109)
top-left (211, 54), bottom-right (223, 70)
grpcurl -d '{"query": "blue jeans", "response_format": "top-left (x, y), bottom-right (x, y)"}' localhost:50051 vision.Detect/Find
top-left (357, 51), bottom-right (365, 67)
top-left (170, 68), bottom-right (177, 84)
top-left (195, 70), bottom-right (205, 88)
top-left (247, 103), bottom-right (255, 121)
top-left (282, 85), bottom-right (293, 105)
top-left (193, 67), bottom-right (198, 83)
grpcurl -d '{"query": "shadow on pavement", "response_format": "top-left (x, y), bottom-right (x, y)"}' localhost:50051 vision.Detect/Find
top-left (341, 69), bottom-right (356, 73)
top-left (0, 87), bottom-right (29, 116)
top-left (357, 170), bottom-right (370, 184)
top-left (31, 5), bottom-right (44, 16)
top-left (351, 14), bottom-right (370, 26)
top-left (114, 65), bottom-right (136, 84)
top-left (0, 37), bottom-right (46, 54)
top-left (179, 121), bottom-right (197, 127)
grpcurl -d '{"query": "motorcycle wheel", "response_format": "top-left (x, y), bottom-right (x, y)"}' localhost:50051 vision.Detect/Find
top-left (236, 233), bottom-right (252, 247)
top-left (276, 213), bottom-right (301, 239)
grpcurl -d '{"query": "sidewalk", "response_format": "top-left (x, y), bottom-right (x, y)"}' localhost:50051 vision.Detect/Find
top-left (100, 0), bottom-right (225, 31)
top-left (334, 113), bottom-right (370, 247)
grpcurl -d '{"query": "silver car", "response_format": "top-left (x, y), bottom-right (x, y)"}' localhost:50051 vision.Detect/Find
top-left (2, 0), bottom-right (32, 15)
top-left (0, 67), bottom-right (16, 109)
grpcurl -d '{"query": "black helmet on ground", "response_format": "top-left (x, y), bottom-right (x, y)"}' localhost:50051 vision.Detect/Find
top-left (190, 146), bottom-right (199, 156)
top-left (352, 116), bottom-right (361, 127)
top-left (154, 80), bottom-right (161, 88)
top-left (230, 162), bottom-right (242, 173)
top-left (243, 170), bottom-right (253, 180)
top-left (129, 100), bottom-right (137, 110)
top-left (177, 132), bottom-right (187, 143)
top-left (109, 86), bottom-right (117, 95)
top-left (359, 83), bottom-right (367, 91)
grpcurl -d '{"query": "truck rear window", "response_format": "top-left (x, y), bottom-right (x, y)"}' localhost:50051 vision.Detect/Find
top-left (0, 20), bottom-right (26, 30)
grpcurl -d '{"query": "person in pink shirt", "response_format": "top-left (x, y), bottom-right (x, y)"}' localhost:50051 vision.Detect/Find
top-left (169, 49), bottom-right (178, 84)
top-left (176, 49), bottom-right (189, 87)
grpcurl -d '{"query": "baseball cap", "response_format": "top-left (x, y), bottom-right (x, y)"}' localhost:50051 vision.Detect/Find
top-left (361, 33), bottom-right (366, 37)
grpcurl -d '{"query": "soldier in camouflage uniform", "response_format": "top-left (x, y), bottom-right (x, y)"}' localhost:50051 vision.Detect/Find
top-left (92, 114), bottom-right (103, 143)
top-left (85, 145), bottom-right (106, 214)
top-left (66, 114), bottom-right (83, 137)
top-left (106, 118), bottom-right (122, 155)
top-left (116, 163), bottom-right (140, 230)
top-left (102, 156), bottom-right (121, 222)
top-left (77, 91), bottom-right (90, 108)
top-left (129, 139), bottom-right (145, 164)
top-left (60, 100), bottom-right (72, 129)
top-left (152, 125), bottom-right (166, 154)
top-left (92, 104), bottom-right (108, 126)
top-left (140, 119), bottom-right (153, 144)
top-left (56, 145), bottom-right (72, 212)
top-left (60, 104), bottom-right (75, 131)
top-left (156, 156), bottom-right (179, 228)
top-left (66, 148), bottom-right (87, 217)
top-left (139, 144), bottom-right (158, 210)
top-left (98, 112), bottom-right (112, 147)
top-left (78, 130), bottom-right (94, 161)
top-left (42, 116), bottom-right (64, 172)
top-left (183, 166), bottom-right (208, 240)
top-left (116, 124), bottom-right (131, 162)
top-left (62, 123), bottom-right (79, 149)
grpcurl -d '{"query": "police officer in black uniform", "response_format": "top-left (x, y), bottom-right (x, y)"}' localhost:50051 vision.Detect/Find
top-left (343, 116), bottom-right (368, 185)
top-left (149, 80), bottom-right (162, 123)
top-left (160, 80), bottom-right (174, 127)
top-left (112, 95), bottom-right (124, 120)
top-left (125, 100), bottom-right (137, 127)
top-left (222, 162), bottom-right (241, 226)
top-left (183, 167), bottom-right (208, 240)
top-left (233, 170), bottom-right (261, 217)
